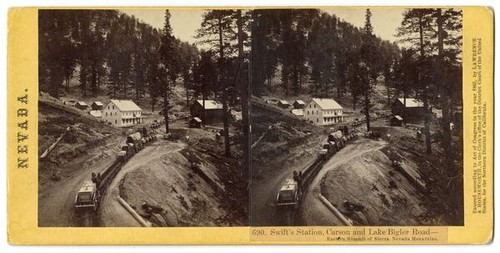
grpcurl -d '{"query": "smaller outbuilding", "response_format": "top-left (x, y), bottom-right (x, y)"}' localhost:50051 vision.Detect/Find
top-left (91, 101), bottom-right (104, 110)
top-left (390, 115), bottom-right (404, 126)
top-left (189, 117), bottom-right (202, 128)
top-left (75, 101), bottom-right (89, 110)
top-left (277, 100), bottom-right (290, 109)
top-left (293, 100), bottom-right (306, 109)
top-left (190, 100), bottom-right (224, 123)
top-left (391, 98), bottom-right (426, 120)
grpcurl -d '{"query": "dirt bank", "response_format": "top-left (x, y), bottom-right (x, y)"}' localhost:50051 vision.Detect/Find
top-left (116, 139), bottom-right (244, 226)
top-left (319, 138), bottom-right (432, 225)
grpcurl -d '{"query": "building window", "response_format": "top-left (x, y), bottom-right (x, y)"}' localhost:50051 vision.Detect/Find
top-left (115, 120), bottom-right (117, 124)
top-left (316, 118), bottom-right (319, 123)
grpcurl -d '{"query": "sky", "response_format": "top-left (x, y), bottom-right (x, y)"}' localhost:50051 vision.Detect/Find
top-left (121, 8), bottom-right (406, 45)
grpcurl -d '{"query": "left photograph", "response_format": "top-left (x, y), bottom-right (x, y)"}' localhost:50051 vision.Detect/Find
top-left (38, 9), bottom-right (249, 227)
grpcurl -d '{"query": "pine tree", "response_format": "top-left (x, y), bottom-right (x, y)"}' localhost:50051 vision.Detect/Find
top-left (360, 9), bottom-right (378, 131)
top-left (159, 9), bottom-right (179, 133)
top-left (397, 8), bottom-right (435, 155)
top-left (196, 10), bottom-right (238, 157)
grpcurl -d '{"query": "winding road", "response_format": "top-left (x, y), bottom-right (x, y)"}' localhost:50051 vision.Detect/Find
top-left (99, 140), bottom-right (186, 227)
top-left (250, 135), bottom-right (387, 226)
top-left (300, 138), bottom-right (386, 225)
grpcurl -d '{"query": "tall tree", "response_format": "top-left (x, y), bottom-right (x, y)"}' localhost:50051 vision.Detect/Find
top-left (159, 10), bottom-right (179, 133)
top-left (397, 8), bottom-right (435, 155)
top-left (360, 9), bottom-right (378, 131)
top-left (196, 10), bottom-right (238, 157)
top-left (432, 8), bottom-right (462, 173)
top-left (237, 9), bottom-right (250, 179)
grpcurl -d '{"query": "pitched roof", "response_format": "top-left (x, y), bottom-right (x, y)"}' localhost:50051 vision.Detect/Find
top-left (110, 99), bottom-right (142, 111)
top-left (195, 100), bottom-right (223, 110)
top-left (311, 98), bottom-right (343, 110)
top-left (92, 101), bottom-right (103, 106)
top-left (293, 100), bottom-right (305, 105)
top-left (397, 98), bottom-right (424, 108)
top-left (76, 101), bottom-right (88, 106)
top-left (278, 100), bottom-right (290, 105)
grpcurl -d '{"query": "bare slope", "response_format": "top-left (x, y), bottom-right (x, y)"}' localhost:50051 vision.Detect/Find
top-left (117, 139), bottom-right (246, 227)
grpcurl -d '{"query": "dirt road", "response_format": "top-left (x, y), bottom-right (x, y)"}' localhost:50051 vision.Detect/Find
top-left (250, 134), bottom-right (324, 226)
top-left (99, 140), bottom-right (186, 227)
top-left (38, 153), bottom-right (117, 227)
top-left (300, 138), bottom-right (386, 225)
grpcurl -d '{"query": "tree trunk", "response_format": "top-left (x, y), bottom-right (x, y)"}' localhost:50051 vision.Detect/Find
top-left (66, 77), bottom-right (70, 92)
top-left (163, 87), bottom-right (170, 133)
top-left (364, 82), bottom-right (371, 131)
top-left (202, 93), bottom-right (206, 127)
top-left (218, 14), bottom-right (231, 158)
top-left (186, 79), bottom-right (190, 110)
top-left (423, 90), bottom-right (432, 155)
top-left (403, 91), bottom-right (407, 124)
top-left (386, 77), bottom-right (391, 106)
top-left (419, 14), bottom-right (431, 155)
top-left (437, 9), bottom-right (453, 172)
top-left (238, 10), bottom-right (249, 178)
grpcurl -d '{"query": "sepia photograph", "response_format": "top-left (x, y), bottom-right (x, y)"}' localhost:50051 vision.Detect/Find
top-left (37, 7), bottom-right (464, 228)
top-left (38, 9), bottom-right (249, 227)
top-left (249, 8), bottom-right (464, 227)
top-left (5, 0), bottom-right (496, 246)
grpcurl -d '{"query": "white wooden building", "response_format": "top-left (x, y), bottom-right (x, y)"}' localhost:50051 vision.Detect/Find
top-left (304, 98), bottom-right (343, 126)
top-left (102, 99), bottom-right (142, 127)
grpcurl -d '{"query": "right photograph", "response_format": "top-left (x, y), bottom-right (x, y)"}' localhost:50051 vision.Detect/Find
top-left (250, 8), bottom-right (464, 226)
